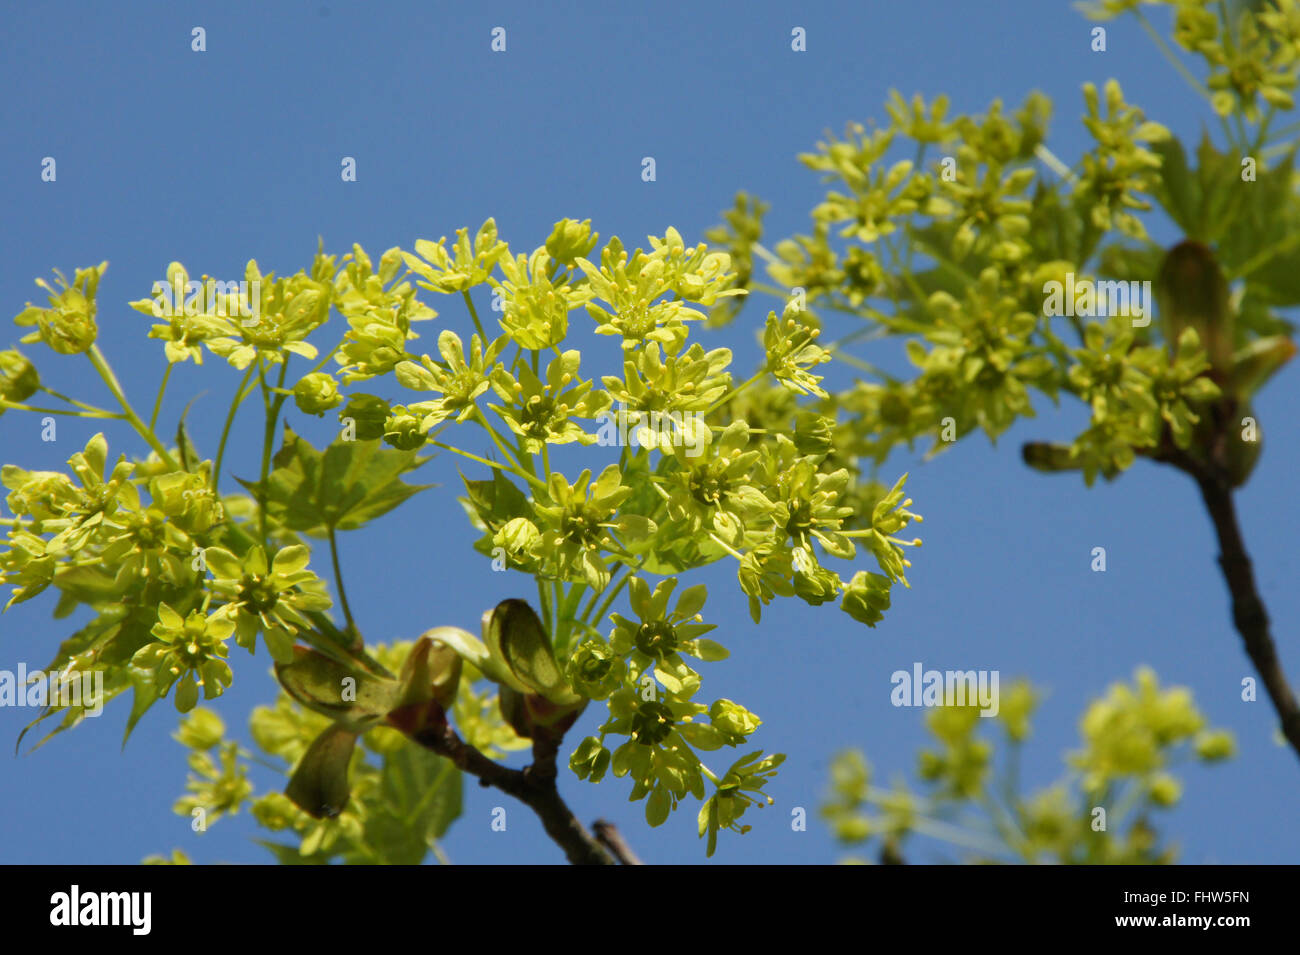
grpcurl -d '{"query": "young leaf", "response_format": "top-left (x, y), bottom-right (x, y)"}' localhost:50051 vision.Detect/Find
top-left (487, 599), bottom-right (582, 704)
top-left (275, 646), bottom-right (401, 730)
top-left (361, 744), bottom-right (463, 864)
top-left (286, 723), bottom-right (358, 819)
top-left (237, 426), bottom-right (434, 537)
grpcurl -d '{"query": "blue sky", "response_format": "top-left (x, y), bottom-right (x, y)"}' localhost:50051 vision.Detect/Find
top-left (0, 0), bottom-right (1296, 864)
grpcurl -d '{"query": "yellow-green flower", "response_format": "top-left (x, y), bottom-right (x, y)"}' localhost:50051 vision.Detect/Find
top-left (402, 219), bottom-right (509, 294)
top-left (487, 349), bottom-right (610, 453)
top-left (14, 262), bottom-right (108, 355)
top-left (494, 247), bottom-right (591, 350)
top-left (396, 330), bottom-right (505, 427)
top-left (697, 750), bottom-right (784, 856)
top-left (133, 604), bottom-right (235, 712)
top-left (608, 576), bottom-right (725, 699)
top-left (206, 545), bottom-right (332, 663)
top-left (532, 466), bottom-right (652, 589)
top-left (204, 262), bottom-right (331, 370)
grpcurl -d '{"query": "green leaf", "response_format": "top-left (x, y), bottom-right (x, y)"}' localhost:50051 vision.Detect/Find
top-left (361, 743), bottom-right (463, 864)
top-left (14, 609), bottom-right (148, 752)
top-left (486, 599), bottom-right (581, 704)
top-left (238, 426), bottom-right (434, 537)
top-left (646, 784), bottom-right (672, 827)
top-left (275, 646), bottom-right (402, 731)
top-left (460, 468), bottom-right (531, 530)
top-left (123, 663), bottom-right (160, 745)
top-left (1150, 135), bottom-right (1197, 237)
top-left (285, 723), bottom-right (358, 819)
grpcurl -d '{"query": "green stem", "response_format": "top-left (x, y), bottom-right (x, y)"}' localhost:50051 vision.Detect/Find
top-left (1252, 106), bottom-right (1277, 154)
top-left (308, 340), bottom-right (344, 376)
top-left (150, 362), bottom-right (173, 432)
top-left (704, 371), bottom-right (764, 416)
top-left (328, 525), bottom-right (360, 647)
top-left (1033, 143), bottom-right (1077, 183)
top-left (472, 407), bottom-right (529, 473)
top-left (750, 243), bottom-right (780, 267)
top-left (256, 360), bottom-right (290, 546)
top-left (826, 348), bottom-right (900, 382)
top-left (904, 815), bottom-right (1010, 859)
top-left (707, 531), bottom-right (746, 561)
top-left (537, 577), bottom-right (554, 635)
top-left (697, 758), bottom-right (721, 786)
top-left (586, 563), bottom-right (635, 628)
top-left (1233, 111), bottom-right (1249, 153)
top-left (462, 290), bottom-right (488, 341)
top-left (87, 345), bottom-right (178, 469)
top-left (1135, 10), bottom-right (1213, 103)
top-left (212, 363), bottom-right (258, 492)
top-left (0, 400), bottom-right (121, 419)
top-left (429, 439), bottom-right (543, 487)
top-left (429, 840), bottom-right (452, 866)
top-left (38, 387), bottom-right (114, 415)
top-left (1264, 116), bottom-right (1300, 146)
top-left (552, 580), bottom-right (590, 659)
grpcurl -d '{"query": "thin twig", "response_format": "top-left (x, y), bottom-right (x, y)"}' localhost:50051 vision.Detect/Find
top-left (593, 820), bottom-right (644, 865)
top-left (1192, 471), bottom-right (1300, 761)
top-left (1137, 416), bottom-right (1300, 764)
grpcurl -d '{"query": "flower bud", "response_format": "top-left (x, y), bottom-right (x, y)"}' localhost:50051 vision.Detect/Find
top-left (1148, 773), bottom-right (1182, 807)
top-left (834, 816), bottom-right (871, 842)
top-left (544, 218), bottom-right (599, 267)
top-left (841, 570), bottom-right (892, 627)
top-left (793, 563), bottom-right (840, 605)
top-left (292, 372), bottom-right (343, 416)
top-left (338, 393), bottom-right (390, 441)
top-left (383, 406), bottom-right (426, 450)
top-left (1194, 729), bottom-right (1235, 762)
top-left (492, 517), bottom-right (541, 565)
top-left (709, 699), bottom-right (760, 743)
top-left (1156, 240), bottom-right (1233, 377)
top-left (497, 685), bottom-right (585, 740)
top-left (568, 736), bottom-right (611, 783)
top-left (792, 410), bottom-right (833, 457)
top-left (0, 350), bottom-right (40, 404)
top-left (566, 639), bottom-right (621, 700)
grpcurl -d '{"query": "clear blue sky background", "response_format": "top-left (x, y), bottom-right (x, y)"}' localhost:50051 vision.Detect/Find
top-left (1, 0), bottom-right (1296, 864)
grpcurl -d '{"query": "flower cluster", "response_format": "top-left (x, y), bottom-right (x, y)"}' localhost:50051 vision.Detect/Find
top-left (823, 670), bottom-right (1233, 864)
top-left (565, 577), bottom-right (780, 854)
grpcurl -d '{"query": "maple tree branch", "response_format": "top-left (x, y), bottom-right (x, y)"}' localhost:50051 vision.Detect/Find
top-left (593, 820), bottom-right (644, 864)
top-left (1143, 421), bottom-right (1300, 765)
top-left (411, 722), bottom-right (616, 865)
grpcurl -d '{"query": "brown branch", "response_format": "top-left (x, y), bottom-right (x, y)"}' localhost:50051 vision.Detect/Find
top-left (411, 722), bottom-right (616, 865)
top-left (1024, 415), bottom-right (1300, 763)
top-left (593, 820), bottom-right (643, 865)
top-left (1136, 417), bottom-right (1300, 764)
top-left (1192, 472), bottom-right (1300, 762)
